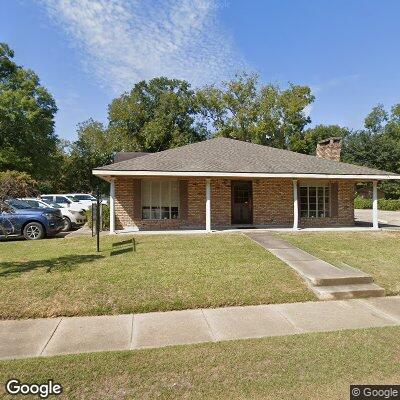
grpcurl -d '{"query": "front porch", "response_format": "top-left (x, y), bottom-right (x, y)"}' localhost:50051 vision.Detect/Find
top-left (107, 176), bottom-right (382, 233)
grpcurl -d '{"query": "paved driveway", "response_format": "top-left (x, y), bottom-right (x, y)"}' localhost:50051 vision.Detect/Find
top-left (355, 209), bottom-right (400, 229)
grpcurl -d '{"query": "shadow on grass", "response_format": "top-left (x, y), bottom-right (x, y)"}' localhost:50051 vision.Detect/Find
top-left (110, 238), bottom-right (136, 256)
top-left (110, 247), bottom-right (133, 256)
top-left (112, 239), bottom-right (134, 247)
top-left (0, 254), bottom-right (104, 277)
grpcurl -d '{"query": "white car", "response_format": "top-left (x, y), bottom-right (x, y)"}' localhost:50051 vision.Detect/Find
top-left (40, 195), bottom-right (87, 212)
top-left (65, 193), bottom-right (108, 208)
top-left (20, 198), bottom-right (86, 231)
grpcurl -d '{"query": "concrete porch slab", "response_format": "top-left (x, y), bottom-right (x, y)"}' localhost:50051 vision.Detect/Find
top-left (42, 314), bottom-right (132, 356)
top-left (0, 318), bottom-right (61, 359)
top-left (273, 300), bottom-right (395, 333)
top-left (131, 309), bottom-right (214, 349)
top-left (202, 305), bottom-right (299, 341)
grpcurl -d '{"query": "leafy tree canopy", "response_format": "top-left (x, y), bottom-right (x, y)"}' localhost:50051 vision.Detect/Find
top-left (196, 73), bottom-right (314, 150)
top-left (0, 43), bottom-right (58, 180)
top-left (108, 77), bottom-right (206, 152)
top-left (61, 119), bottom-right (111, 193)
top-left (300, 124), bottom-right (351, 155)
top-left (0, 170), bottom-right (38, 201)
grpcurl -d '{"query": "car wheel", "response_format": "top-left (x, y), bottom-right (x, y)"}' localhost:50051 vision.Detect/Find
top-left (61, 217), bottom-right (72, 232)
top-left (23, 222), bottom-right (45, 240)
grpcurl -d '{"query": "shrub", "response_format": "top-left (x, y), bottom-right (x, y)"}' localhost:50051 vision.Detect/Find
top-left (87, 204), bottom-right (110, 230)
top-left (0, 170), bottom-right (38, 201)
top-left (354, 197), bottom-right (400, 211)
top-left (354, 197), bottom-right (373, 209)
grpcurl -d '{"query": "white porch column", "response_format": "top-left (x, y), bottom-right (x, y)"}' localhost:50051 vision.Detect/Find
top-left (109, 179), bottom-right (116, 234)
top-left (206, 178), bottom-right (211, 232)
top-left (372, 180), bottom-right (379, 229)
top-left (293, 179), bottom-right (299, 230)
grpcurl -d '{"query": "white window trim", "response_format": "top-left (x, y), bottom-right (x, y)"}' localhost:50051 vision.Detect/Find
top-left (300, 183), bottom-right (331, 219)
top-left (141, 180), bottom-right (179, 220)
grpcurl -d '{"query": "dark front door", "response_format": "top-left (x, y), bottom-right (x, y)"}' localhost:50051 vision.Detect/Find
top-left (231, 181), bottom-right (253, 225)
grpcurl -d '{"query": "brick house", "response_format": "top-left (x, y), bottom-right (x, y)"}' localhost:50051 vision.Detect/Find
top-left (93, 137), bottom-right (398, 232)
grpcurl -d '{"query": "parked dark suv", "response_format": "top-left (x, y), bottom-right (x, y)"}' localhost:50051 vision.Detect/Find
top-left (0, 199), bottom-right (64, 240)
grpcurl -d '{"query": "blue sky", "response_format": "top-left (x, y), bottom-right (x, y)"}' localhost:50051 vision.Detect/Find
top-left (2, 0), bottom-right (400, 141)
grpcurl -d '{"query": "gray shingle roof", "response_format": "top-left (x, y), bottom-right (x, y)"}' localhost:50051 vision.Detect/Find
top-left (113, 152), bottom-right (149, 163)
top-left (95, 137), bottom-right (398, 177)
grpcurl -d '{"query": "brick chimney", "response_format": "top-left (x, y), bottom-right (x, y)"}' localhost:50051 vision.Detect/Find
top-left (316, 137), bottom-right (342, 161)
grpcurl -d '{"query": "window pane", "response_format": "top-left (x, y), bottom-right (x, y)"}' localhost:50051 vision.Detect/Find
top-left (161, 181), bottom-right (170, 207)
top-left (141, 181), bottom-right (151, 219)
top-left (141, 180), bottom-right (179, 220)
top-left (161, 208), bottom-right (170, 219)
top-left (151, 181), bottom-right (160, 219)
top-left (299, 185), bottom-right (331, 219)
top-left (171, 207), bottom-right (179, 219)
top-left (171, 181), bottom-right (179, 207)
top-left (142, 207), bottom-right (151, 219)
top-left (142, 181), bottom-right (151, 207)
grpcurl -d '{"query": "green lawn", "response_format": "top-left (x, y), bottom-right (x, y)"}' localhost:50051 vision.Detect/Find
top-left (1, 326), bottom-right (399, 399)
top-left (0, 233), bottom-right (313, 319)
top-left (278, 231), bottom-right (400, 295)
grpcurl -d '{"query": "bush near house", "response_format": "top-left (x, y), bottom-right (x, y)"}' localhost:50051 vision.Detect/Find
top-left (354, 197), bottom-right (400, 210)
top-left (86, 205), bottom-right (110, 230)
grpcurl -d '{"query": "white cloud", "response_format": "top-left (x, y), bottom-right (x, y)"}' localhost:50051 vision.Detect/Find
top-left (39, 0), bottom-right (245, 93)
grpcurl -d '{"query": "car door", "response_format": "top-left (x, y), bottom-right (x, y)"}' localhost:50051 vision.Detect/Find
top-left (0, 207), bottom-right (16, 235)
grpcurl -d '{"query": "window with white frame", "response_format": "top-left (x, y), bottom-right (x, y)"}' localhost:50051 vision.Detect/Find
top-left (300, 184), bottom-right (331, 218)
top-left (141, 180), bottom-right (179, 220)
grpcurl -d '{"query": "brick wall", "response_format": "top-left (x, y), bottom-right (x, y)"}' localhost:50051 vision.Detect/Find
top-left (211, 178), bottom-right (231, 227)
top-left (253, 178), bottom-right (294, 226)
top-left (115, 177), bottom-right (135, 229)
top-left (113, 176), bottom-right (355, 230)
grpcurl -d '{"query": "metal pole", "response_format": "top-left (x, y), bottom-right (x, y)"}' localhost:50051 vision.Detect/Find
top-left (91, 203), bottom-right (94, 237)
top-left (96, 187), bottom-right (100, 252)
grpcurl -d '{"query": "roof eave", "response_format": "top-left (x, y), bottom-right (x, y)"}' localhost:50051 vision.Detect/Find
top-left (92, 169), bottom-right (400, 180)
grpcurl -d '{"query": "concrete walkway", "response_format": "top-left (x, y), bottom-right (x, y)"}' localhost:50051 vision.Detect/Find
top-left (246, 232), bottom-right (385, 300)
top-left (1, 297), bottom-right (399, 360)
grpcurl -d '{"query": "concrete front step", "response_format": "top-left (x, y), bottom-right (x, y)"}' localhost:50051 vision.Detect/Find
top-left (309, 274), bottom-right (373, 286)
top-left (311, 283), bottom-right (385, 300)
top-left (283, 259), bottom-right (374, 287)
top-left (245, 232), bottom-right (386, 301)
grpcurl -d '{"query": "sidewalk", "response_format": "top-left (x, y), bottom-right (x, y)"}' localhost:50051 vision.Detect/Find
top-left (1, 297), bottom-right (399, 360)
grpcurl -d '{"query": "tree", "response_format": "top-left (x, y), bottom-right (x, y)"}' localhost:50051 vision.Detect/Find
top-left (196, 73), bottom-right (314, 149)
top-left (108, 77), bottom-right (206, 152)
top-left (300, 124), bottom-right (351, 155)
top-left (62, 119), bottom-right (111, 193)
top-left (0, 170), bottom-right (38, 201)
top-left (343, 104), bottom-right (400, 198)
top-left (0, 43), bottom-right (59, 180)
top-left (364, 104), bottom-right (388, 133)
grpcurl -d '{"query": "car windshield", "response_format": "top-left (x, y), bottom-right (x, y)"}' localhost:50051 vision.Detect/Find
top-left (74, 195), bottom-right (95, 201)
top-left (6, 199), bottom-right (32, 209)
top-left (47, 201), bottom-right (62, 208)
top-left (66, 196), bottom-right (79, 202)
